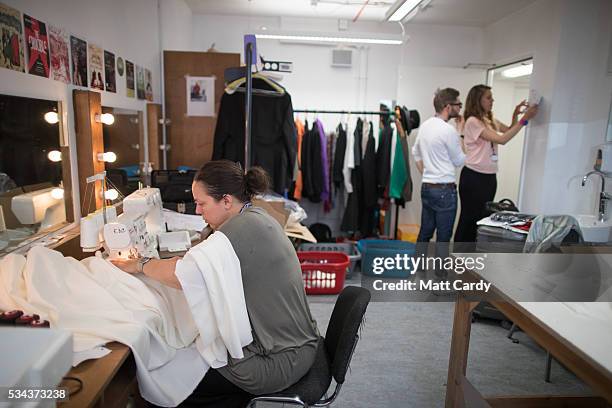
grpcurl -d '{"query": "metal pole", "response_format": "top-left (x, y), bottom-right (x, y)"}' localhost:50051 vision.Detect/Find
top-left (244, 43), bottom-right (253, 172)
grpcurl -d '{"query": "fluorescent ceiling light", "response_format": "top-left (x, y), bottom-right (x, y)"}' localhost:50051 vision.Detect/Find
top-left (386, 0), bottom-right (424, 22)
top-left (255, 33), bottom-right (403, 46)
top-left (502, 63), bottom-right (533, 78)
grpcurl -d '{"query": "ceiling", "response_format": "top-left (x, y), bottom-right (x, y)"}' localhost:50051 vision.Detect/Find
top-left (185, 0), bottom-right (537, 26)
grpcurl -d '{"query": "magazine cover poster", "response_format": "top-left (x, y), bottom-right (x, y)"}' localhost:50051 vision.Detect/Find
top-left (136, 64), bottom-right (145, 100)
top-left (88, 43), bottom-right (104, 90)
top-left (24, 14), bottom-right (49, 77)
top-left (145, 68), bottom-right (153, 101)
top-left (49, 25), bottom-right (70, 84)
top-left (70, 35), bottom-right (87, 86)
top-left (0, 3), bottom-right (25, 72)
top-left (104, 50), bottom-right (116, 92)
top-left (126, 59), bottom-right (134, 98)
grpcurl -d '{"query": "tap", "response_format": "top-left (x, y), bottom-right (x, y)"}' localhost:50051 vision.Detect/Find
top-left (581, 170), bottom-right (611, 222)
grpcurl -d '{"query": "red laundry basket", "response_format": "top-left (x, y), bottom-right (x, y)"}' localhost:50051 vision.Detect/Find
top-left (298, 251), bottom-right (349, 295)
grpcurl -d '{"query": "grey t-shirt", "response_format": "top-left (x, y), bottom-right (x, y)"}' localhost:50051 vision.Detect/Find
top-left (217, 206), bottom-right (319, 394)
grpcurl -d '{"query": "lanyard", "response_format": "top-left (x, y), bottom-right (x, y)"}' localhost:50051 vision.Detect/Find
top-left (240, 202), bottom-right (253, 214)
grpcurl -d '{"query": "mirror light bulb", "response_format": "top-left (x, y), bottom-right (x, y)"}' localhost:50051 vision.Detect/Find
top-left (104, 189), bottom-right (119, 200)
top-left (51, 188), bottom-right (64, 199)
top-left (44, 111), bottom-right (59, 124)
top-left (97, 152), bottom-right (117, 163)
top-left (100, 113), bottom-right (115, 125)
top-left (47, 150), bottom-right (62, 162)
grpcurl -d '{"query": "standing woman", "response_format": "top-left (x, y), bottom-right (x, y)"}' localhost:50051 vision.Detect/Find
top-left (454, 84), bottom-right (538, 245)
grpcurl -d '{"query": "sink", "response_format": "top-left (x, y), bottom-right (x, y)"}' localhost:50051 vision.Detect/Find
top-left (575, 215), bottom-right (612, 243)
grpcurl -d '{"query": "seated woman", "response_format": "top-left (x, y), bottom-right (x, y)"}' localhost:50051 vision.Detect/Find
top-left (112, 160), bottom-right (319, 408)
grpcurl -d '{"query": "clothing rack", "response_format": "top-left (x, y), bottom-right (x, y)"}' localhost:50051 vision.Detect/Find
top-left (295, 108), bottom-right (401, 239)
top-left (294, 109), bottom-right (394, 116)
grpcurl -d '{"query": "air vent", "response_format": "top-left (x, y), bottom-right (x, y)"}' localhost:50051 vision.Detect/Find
top-left (332, 49), bottom-right (352, 68)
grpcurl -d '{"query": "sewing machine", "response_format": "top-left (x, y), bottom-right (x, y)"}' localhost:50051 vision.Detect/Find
top-left (10, 187), bottom-right (66, 231)
top-left (80, 187), bottom-right (164, 259)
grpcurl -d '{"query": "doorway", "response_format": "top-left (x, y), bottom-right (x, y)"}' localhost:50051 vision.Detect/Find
top-left (487, 58), bottom-right (533, 206)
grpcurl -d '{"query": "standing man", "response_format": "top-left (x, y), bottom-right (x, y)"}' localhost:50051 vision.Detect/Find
top-left (412, 88), bottom-right (465, 256)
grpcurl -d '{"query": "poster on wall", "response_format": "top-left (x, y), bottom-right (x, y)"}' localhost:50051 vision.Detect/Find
top-left (48, 25), bottom-right (70, 84)
top-left (88, 43), bottom-right (104, 90)
top-left (136, 65), bottom-right (145, 100)
top-left (145, 68), bottom-right (153, 101)
top-left (0, 3), bottom-right (25, 72)
top-left (70, 35), bottom-right (87, 86)
top-left (186, 76), bottom-right (215, 117)
top-left (117, 57), bottom-right (124, 77)
top-left (104, 50), bottom-right (116, 93)
top-left (24, 14), bottom-right (49, 78)
top-left (125, 60), bottom-right (134, 97)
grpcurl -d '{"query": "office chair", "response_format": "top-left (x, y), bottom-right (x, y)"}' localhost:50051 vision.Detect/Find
top-left (247, 286), bottom-right (371, 407)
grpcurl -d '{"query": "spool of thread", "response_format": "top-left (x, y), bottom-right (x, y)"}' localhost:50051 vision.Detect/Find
top-left (15, 314), bottom-right (40, 326)
top-left (0, 310), bottom-right (23, 325)
top-left (30, 319), bottom-right (50, 328)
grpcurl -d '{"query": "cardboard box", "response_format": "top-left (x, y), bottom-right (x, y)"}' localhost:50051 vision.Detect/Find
top-left (252, 198), bottom-right (289, 228)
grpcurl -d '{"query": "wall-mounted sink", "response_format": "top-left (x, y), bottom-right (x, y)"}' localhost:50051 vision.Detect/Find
top-left (576, 215), bottom-right (612, 243)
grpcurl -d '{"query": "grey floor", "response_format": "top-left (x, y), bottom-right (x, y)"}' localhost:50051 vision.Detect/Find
top-left (296, 273), bottom-right (593, 408)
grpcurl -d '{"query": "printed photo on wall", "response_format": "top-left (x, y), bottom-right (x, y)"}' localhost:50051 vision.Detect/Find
top-left (145, 68), bottom-right (153, 101)
top-left (125, 59), bottom-right (134, 98)
top-left (0, 3), bottom-right (25, 72)
top-left (136, 65), bottom-right (145, 100)
top-left (24, 14), bottom-right (49, 78)
top-left (49, 25), bottom-right (70, 84)
top-left (104, 50), bottom-right (116, 93)
top-left (116, 57), bottom-right (124, 77)
top-left (70, 35), bottom-right (87, 86)
top-left (88, 43), bottom-right (104, 91)
top-left (186, 76), bottom-right (215, 117)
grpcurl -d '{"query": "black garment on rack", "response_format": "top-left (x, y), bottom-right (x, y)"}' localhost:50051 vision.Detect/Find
top-left (332, 124), bottom-right (346, 190)
top-left (341, 119), bottom-right (363, 234)
top-left (360, 122), bottom-right (378, 236)
top-left (212, 78), bottom-right (297, 194)
top-left (376, 123), bottom-right (393, 197)
top-left (301, 122), bottom-right (324, 203)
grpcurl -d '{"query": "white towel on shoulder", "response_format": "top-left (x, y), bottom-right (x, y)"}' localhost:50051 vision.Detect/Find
top-left (175, 230), bottom-right (252, 368)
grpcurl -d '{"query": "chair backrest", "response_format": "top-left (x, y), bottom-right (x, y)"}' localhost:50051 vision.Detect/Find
top-left (324, 286), bottom-right (371, 384)
top-left (309, 222), bottom-right (333, 243)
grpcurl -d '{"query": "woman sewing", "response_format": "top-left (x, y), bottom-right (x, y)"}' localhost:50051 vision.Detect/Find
top-left (112, 160), bottom-right (319, 408)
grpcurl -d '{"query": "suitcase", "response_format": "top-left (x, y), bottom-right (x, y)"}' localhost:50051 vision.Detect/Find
top-left (151, 170), bottom-right (197, 202)
top-left (163, 202), bottom-right (197, 215)
top-left (475, 225), bottom-right (527, 253)
top-left (473, 225), bottom-right (526, 322)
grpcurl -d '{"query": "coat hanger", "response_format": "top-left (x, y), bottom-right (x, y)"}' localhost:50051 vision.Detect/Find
top-left (224, 72), bottom-right (285, 96)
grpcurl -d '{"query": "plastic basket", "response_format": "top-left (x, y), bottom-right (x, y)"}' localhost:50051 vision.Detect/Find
top-left (357, 239), bottom-right (416, 278)
top-left (298, 251), bottom-right (349, 295)
top-left (298, 242), bottom-right (360, 277)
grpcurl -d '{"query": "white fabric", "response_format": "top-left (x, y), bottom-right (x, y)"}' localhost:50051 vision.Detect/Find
top-left (342, 122), bottom-right (355, 194)
top-left (362, 120), bottom-right (370, 159)
top-left (412, 116), bottom-right (465, 184)
top-left (175, 231), bottom-right (253, 368)
top-left (0, 246), bottom-right (208, 407)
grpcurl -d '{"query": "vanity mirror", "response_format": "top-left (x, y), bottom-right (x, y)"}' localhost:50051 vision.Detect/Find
top-left (0, 93), bottom-right (71, 254)
top-left (101, 106), bottom-right (145, 197)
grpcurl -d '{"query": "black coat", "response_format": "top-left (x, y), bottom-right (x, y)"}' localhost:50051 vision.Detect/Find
top-left (212, 79), bottom-right (297, 194)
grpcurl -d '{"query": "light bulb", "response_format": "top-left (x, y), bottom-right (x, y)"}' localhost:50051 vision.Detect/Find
top-left (97, 152), bottom-right (117, 163)
top-left (100, 113), bottom-right (115, 125)
top-left (51, 188), bottom-right (64, 199)
top-left (47, 150), bottom-right (62, 162)
top-left (104, 189), bottom-right (119, 200)
top-left (44, 111), bottom-right (59, 124)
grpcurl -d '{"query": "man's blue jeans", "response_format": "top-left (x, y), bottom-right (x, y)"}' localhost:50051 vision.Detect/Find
top-left (417, 184), bottom-right (457, 243)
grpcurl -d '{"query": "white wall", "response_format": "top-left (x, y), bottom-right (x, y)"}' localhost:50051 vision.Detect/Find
top-left (160, 0), bottom-right (192, 51)
top-left (0, 0), bottom-right (163, 219)
top-left (484, 0), bottom-right (612, 217)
